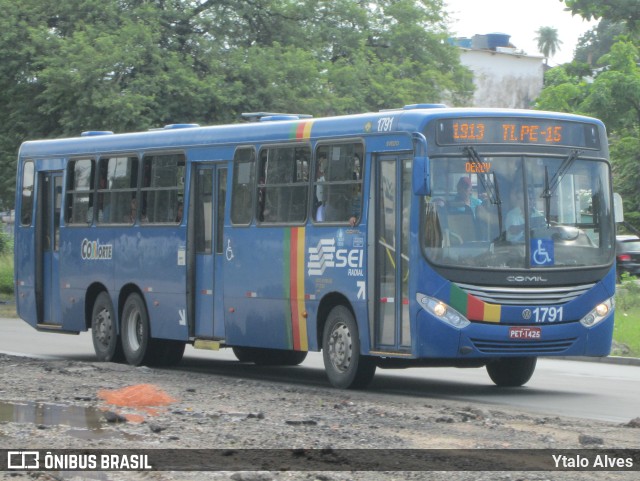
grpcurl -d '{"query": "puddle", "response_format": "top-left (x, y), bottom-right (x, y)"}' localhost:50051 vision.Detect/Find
top-left (0, 400), bottom-right (140, 440)
top-left (0, 385), bottom-right (176, 440)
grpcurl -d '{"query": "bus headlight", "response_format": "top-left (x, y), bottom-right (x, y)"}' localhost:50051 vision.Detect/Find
top-left (580, 297), bottom-right (614, 328)
top-left (417, 294), bottom-right (470, 329)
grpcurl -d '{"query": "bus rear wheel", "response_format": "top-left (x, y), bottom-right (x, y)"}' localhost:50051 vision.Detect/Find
top-left (322, 305), bottom-right (376, 389)
top-left (232, 347), bottom-right (307, 366)
top-left (121, 293), bottom-right (155, 366)
top-left (91, 292), bottom-right (124, 362)
top-left (486, 357), bottom-right (537, 387)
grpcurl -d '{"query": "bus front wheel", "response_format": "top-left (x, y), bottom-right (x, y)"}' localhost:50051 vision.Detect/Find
top-left (121, 293), bottom-right (155, 366)
top-left (322, 305), bottom-right (376, 389)
top-left (91, 292), bottom-right (124, 362)
top-left (486, 357), bottom-right (537, 387)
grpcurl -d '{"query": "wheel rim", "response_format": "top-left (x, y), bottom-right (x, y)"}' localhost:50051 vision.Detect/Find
top-left (94, 307), bottom-right (112, 347)
top-left (126, 307), bottom-right (143, 352)
top-left (328, 321), bottom-right (352, 373)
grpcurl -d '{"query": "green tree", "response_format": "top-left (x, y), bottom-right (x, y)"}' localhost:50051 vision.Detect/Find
top-left (574, 20), bottom-right (627, 66)
top-left (564, 0), bottom-right (640, 33)
top-left (535, 26), bottom-right (563, 64)
top-left (0, 0), bottom-right (473, 207)
top-left (535, 66), bottom-right (588, 112)
top-left (581, 40), bottom-right (640, 130)
top-left (609, 130), bottom-right (640, 228)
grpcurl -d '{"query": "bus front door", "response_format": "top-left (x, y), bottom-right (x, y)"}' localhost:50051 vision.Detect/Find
top-left (36, 172), bottom-right (63, 327)
top-left (373, 155), bottom-right (412, 353)
top-left (192, 164), bottom-right (227, 339)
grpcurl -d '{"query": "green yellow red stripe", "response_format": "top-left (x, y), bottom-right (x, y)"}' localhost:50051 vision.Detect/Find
top-left (287, 227), bottom-right (308, 350)
top-left (290, 120), bottom-right (314, 140)
top-left (449, 283), bottom-right (501, 323)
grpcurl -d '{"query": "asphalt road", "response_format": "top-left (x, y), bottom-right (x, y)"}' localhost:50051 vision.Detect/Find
top-left (1, 317), bottom-right (639, 424)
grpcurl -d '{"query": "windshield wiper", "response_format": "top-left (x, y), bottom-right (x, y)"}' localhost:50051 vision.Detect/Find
top-left (464, 146), bottom-right (503, 238)
top-left (541, 149), bottom-right (581, 228)
top-left (464, 146), bottom-right (500, 206)
top-left (543, 166), bottom-right (551, 228)
top-left (544, 149), bottom-right (582, 196)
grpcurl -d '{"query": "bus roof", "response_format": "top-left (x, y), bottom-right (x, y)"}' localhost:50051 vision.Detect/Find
top-left (18, 107), bottom-right (604, 159)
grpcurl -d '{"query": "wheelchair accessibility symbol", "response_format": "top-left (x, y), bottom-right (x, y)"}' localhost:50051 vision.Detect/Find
top-left (531, 238), bottom-right (554, 266)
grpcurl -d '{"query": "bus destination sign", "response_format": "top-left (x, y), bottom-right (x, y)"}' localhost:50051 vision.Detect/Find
top-left (436, 118), bottom-right (601, 149)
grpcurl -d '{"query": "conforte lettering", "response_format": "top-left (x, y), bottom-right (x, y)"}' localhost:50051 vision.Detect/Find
top-left (81, 238), bottom-right (113, 260)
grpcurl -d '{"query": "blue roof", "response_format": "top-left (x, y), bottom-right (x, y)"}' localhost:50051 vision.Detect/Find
top-left (18, 107), bottom-right (603, 159)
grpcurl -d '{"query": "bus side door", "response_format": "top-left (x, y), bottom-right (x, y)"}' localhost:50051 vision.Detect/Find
top-left (373, 154), bottom-right (412, 353)
top-left (36, 171), bottom-right (63, 326)
top-left (191, 164), bottom-right (227, 339)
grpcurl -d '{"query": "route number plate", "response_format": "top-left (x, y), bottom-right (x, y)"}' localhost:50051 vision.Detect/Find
top-left (509, 327), bottom-right (541, 340)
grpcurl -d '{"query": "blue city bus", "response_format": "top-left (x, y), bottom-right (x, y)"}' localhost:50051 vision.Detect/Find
top-left (14, 105), bottom-right (616, 389)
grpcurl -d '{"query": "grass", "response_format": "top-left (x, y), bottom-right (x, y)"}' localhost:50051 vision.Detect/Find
top-left (613, 275), bottom-right (640, 357)
top-left (0, 232), bottom-right (16, 318)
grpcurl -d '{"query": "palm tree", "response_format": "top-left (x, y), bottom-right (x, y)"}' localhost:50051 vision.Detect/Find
top-left (535, 26), bottom-right (563, 64)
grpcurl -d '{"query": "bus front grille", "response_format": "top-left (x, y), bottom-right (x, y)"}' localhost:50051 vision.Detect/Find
top-left (470, 337), bottom-right (577, 354)
top-left (456, 282), bottom-right (595, 306)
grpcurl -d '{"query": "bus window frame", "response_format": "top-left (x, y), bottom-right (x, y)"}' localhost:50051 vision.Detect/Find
top-left (255, 142), bottom-right (311, 226)
top-left (311, 139), bottom-right (365, 226)
top-left (230, 146), bottom-right (257, 227)
top-left (139, 150), bottom-right (186, 226)
top-left (94, 153), bottom-right (141, 226)
top-left (65, 156), bottom-right (96, 226)
top-left (19, 159), bottom-right (35, 227)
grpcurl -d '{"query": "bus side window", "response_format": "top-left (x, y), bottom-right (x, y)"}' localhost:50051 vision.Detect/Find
top-left (96, 156), bottom-right (139, 224)
top-left (231, 148), bottom-right (255, 225)
top-left (314, 143), bottom-right (363, 225)
top-left (141, 153), bottom-right (185, 224)
top-left (257, 145), bottom-right (310, 224)
top-left (20, 160), bottom-right (35, 226)
top-left (65, 158), bottom-right (94, 225)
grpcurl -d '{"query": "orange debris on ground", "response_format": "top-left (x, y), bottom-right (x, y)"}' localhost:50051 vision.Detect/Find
top-left (98, 384), bottom-right (177, 409)
top-left (97, 384), bottom-right (178, 423)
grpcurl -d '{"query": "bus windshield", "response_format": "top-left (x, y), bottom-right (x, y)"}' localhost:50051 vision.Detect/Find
top-left (421, 154), bottom-right (614, 270)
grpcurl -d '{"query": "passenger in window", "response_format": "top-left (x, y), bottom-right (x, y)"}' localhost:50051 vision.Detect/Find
top-left (353, 153), bottom-right (361, 180)
top-left (322, 184), bottom-right (361, 226)
top-left (314, 155), bottom-right (326, 221)
top-left (322, 186), bottom-right (344, 223)
top-left (175, 202), bottom-right (184, 223)
top-left (349, 183), bottom-right (361, 227)
top-left (505, 189), bottom-right (525, 242)
top-left (128, 198), bottom-right (138, 223)
top-left (451, 176), bottom-right (482, 215)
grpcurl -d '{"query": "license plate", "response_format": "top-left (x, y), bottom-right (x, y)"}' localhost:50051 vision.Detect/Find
top-left (509, 327), bottom-right (541, 340)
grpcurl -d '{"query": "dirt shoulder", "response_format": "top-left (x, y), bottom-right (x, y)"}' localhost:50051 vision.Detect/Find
top-left (0, 353), bottom-right (639, 481)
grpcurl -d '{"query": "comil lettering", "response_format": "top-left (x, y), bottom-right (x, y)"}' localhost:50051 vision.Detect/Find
top-left (81, 238), bottom-right (113, 261)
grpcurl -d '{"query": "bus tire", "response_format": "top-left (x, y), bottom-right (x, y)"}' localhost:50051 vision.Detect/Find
top-left (121, 293), bottom-right (155, 366)
top-left (486, 357), bottom-right (537, 387)
top-left (91, 292), bottom-right (124, 362)
top-left (322, 305), bottom-right (376, 389)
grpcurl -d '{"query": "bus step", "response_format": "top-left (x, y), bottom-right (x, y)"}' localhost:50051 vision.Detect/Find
top-left (193, 339), bottom-right (223, 351)
top-left (35, 324), bottom-right (80, 335)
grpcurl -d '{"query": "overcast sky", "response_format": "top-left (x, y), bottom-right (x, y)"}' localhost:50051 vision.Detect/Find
top-left (444, 0), bottom-right (598, 65)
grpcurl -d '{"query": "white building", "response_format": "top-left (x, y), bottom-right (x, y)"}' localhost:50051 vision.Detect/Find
top-left (454, 34), bottom-right (545, 109)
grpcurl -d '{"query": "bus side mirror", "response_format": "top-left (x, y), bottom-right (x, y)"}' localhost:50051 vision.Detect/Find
top-left (413, 156), bottom-right (430, 196)
top-left (614, 193), bottom-right (624, 223)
